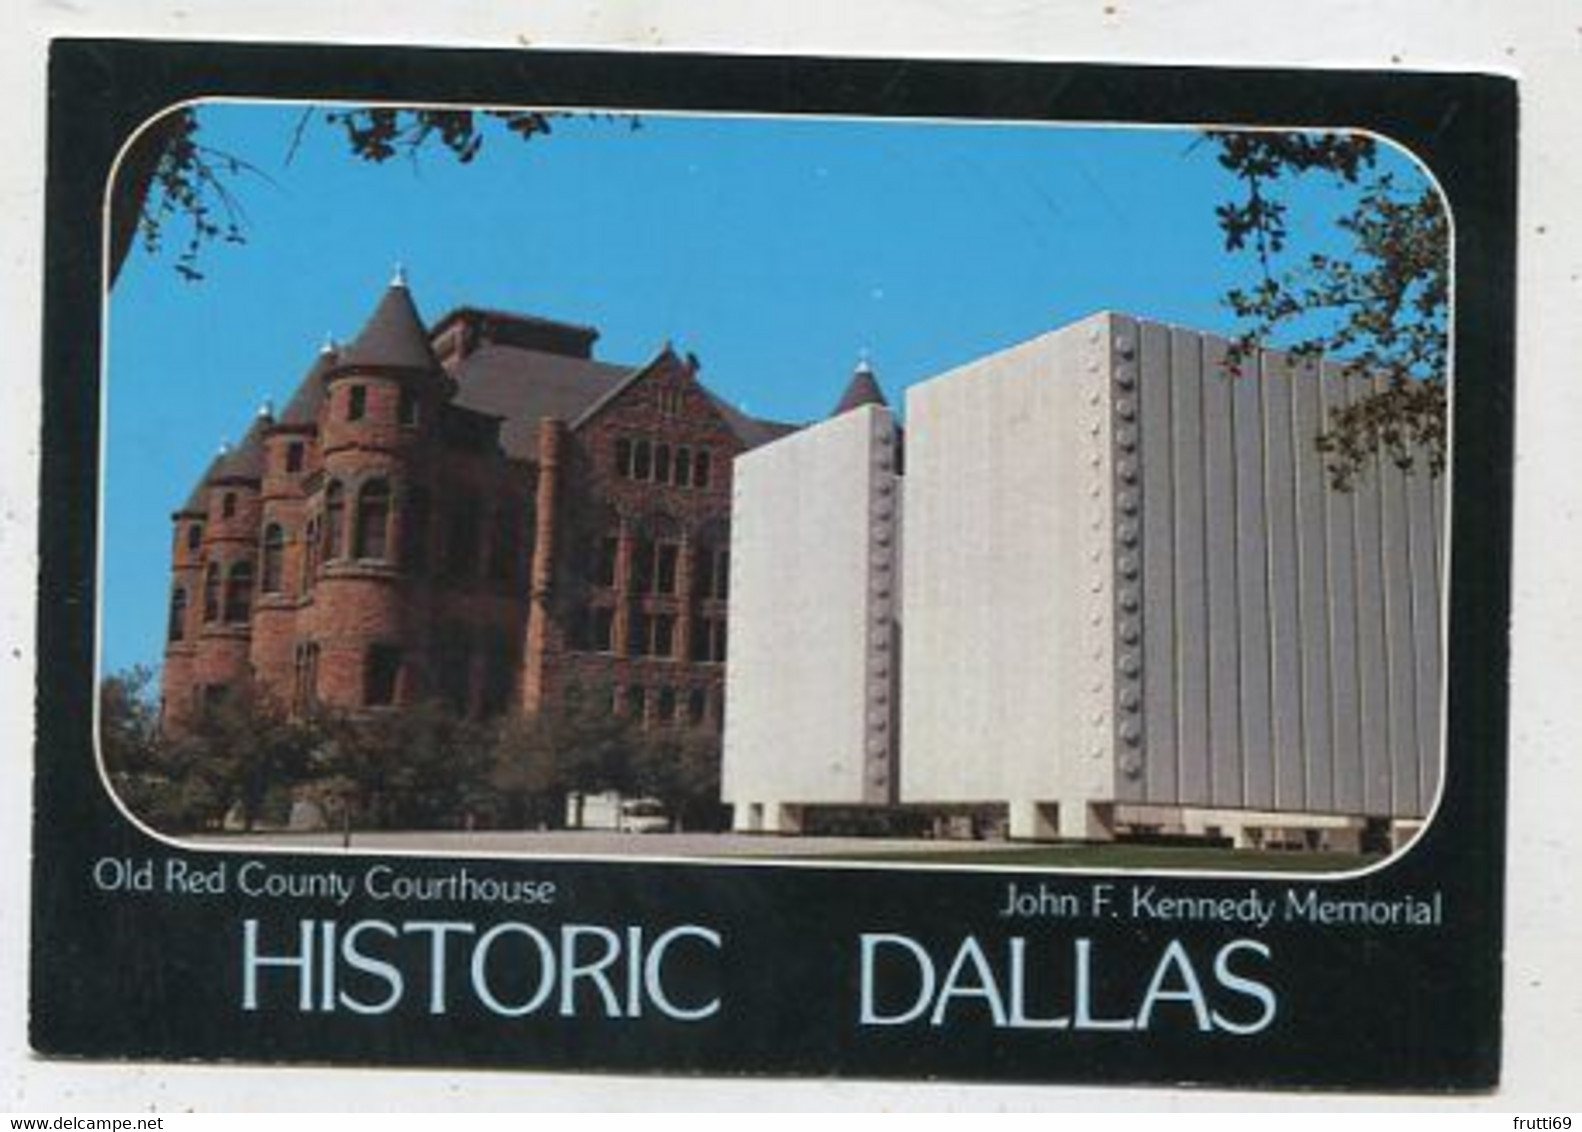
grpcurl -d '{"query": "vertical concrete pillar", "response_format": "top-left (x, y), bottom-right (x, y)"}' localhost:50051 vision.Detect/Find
top-left (1008, 801), bottom-right (1060, 841)
top-left (1061, 801), bottom-right (1117, 842)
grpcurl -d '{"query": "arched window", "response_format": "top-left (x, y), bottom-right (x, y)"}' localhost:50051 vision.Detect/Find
top-left (202, 564), bottom-right (220, 622)
top-left (354, 479), bottom-right (390, 560)
top-left (302, 517), bottom-right (320, 589)
top-left (323, 481), bottom-right (345, 560)
top-left (224, 561), bottom-right (254, 623)
top-left (168, 586), bottom-right (187, 642)
top-left (260, 524), bottom-right (285, 594)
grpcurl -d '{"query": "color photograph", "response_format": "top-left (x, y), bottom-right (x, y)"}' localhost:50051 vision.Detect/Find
top-left (101, 100), bottom-right (1451, 873)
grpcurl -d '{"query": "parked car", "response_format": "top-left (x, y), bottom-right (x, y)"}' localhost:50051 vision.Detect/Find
top-left (618, 798), bottom-right (671, 834)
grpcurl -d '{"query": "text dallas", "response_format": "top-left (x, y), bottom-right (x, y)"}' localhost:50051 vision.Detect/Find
top-left (240, 918), bottom-right (1280, 1034)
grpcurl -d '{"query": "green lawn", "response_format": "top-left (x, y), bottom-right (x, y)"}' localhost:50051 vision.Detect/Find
top-left (815, 843), bottom-right (1381, 872)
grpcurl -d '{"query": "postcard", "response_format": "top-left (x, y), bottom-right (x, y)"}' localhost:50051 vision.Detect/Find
top-left (33, 39), bottom-right (1515, 1089)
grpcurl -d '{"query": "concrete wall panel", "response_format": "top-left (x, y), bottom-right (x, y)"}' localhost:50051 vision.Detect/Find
top-left (1320, 363), bottom-right (1365, 814)
top-left (901, 318), bottom-right (1107, 809)
top-left (1138, 318), bottom-right (1178, 803)
top-left (1169, 327), bottom-right (1212, 806)
top-left (723, 405), bottom-right (899, 813)
top-left (1202, 335), bottom-right (1243, 808)
top-left (1292, 358), bottom-right (1336, 812)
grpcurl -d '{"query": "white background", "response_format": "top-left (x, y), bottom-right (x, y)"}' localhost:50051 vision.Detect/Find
top-left (3, 0), bottom-right (1577, 1112)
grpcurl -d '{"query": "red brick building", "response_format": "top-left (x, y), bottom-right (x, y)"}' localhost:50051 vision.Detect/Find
top-left (160, 273), bottom-right (796, 732)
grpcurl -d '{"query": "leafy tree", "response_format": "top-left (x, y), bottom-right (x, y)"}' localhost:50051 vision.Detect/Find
top-left (1210, 131), bottom-right (1449, 489)
top-left (111, 106), bottom-right (634, 286)
top-left (99, 664), bottom-right (162, 777)
top-left (549, 681), bottom-right (643, 801)
top-left (314, 700), bottom-right (494, 830)
top-left (488, 680), bottom-right (652, 829)
top-left (100, 673), bottom-right (319, 833)
top-left (630, 729), bottom-right (727, 832)
top-left (168, 686), bottom-right (320, 831)
top-left (488, 710), bottom-right (568, 829)
top-left (99, 665), bottom-right (199, 832)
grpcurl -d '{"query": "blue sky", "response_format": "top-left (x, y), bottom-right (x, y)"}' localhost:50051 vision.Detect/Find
top-left (102, 104), bottom-right (1429, 675)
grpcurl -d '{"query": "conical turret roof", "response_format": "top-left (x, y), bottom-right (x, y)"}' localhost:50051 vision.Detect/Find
top-left (338, 270), bottom-right (439, 371)
top-left (176, 451), bottom-right (224, 515)
top-left (831, 355), bottom-right (888, 416)
top-left (278, 341), bottom-right (339, 426)
top-left (211, 414), bottom-right (268, 482)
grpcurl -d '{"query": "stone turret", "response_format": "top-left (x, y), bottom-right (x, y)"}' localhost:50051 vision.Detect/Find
top-left (306, 271), bottom-right (445, 711)
top-left (250, 345), bottom-right (338, 698)
top-left (831, 354), bottom-right (887, 417)
top-left (184, 417), bottom-right (268, 714)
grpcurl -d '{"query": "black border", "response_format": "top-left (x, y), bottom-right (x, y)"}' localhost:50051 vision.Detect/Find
top-left (36, 39), bottom-right (1516, 1090)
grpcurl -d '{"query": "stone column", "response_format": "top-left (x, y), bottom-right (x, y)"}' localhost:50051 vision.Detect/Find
top-left (521, 419), bottom-right (563, 714)
top-left (611, 519), bottom-right (634, 656)
top-left (674, 533), bottom-right (695, 662)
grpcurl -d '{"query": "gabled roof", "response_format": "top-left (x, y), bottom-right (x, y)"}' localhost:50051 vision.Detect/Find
top-left (566, 346), bottom-right (800, 453)
top-left (567, 345), bottom-right (676, 434)
top-left (449, 344), bottom-right (631, 461)
top-left (831, 358), bottom-right (888, 416)
top-left (338, 276), bottom-right (440, 371)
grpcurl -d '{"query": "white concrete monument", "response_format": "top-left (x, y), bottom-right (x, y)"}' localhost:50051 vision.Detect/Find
top-left (722, 369), bottom-right (901, 833)
top-left (724, 314), bottom-right (1445, 846)
top-left (901, 313), bottom-right (1445, 844)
